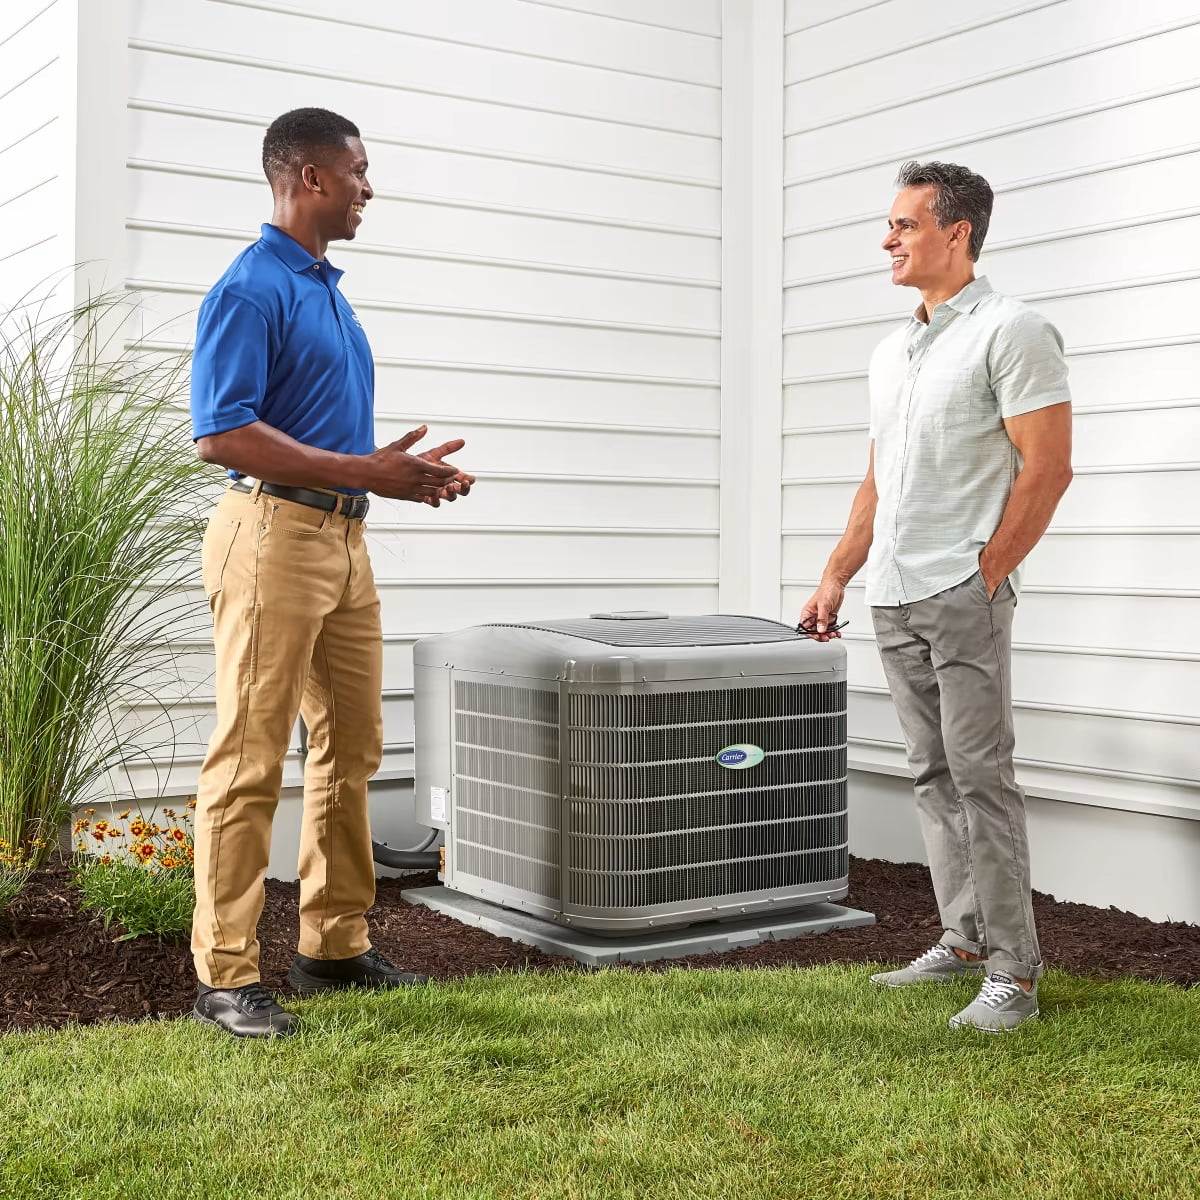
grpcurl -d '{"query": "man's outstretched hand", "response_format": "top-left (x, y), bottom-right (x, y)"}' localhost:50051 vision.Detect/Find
top-left (366, 426), bottom-right (474, 505)
top-left (417, 433), bottom-right (476, 507)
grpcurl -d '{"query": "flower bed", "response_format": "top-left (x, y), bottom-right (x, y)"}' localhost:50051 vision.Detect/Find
top-left (71, 805), bottom-right (196, 939)
top-left (2, 858), bottom-right (1198, 1033)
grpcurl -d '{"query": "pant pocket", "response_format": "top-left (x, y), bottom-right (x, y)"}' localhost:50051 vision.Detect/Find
top-left (201, 518), bottom-right (241, 597)
top-left (248, 603), bottom-right (262, 685)
top-left (977, 571), bottom-right (1014, 604)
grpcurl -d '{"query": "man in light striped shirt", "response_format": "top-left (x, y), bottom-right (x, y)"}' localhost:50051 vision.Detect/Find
top-left (801, 160), bottom-right (1073, 1032)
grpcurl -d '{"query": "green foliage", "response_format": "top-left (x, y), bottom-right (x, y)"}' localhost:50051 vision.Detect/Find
top-left (71, 802), bottom-right (196, 938)
top-left (0, 296), bottom-right (210, 900)
top-left (0, 825), bottom-right (44, 906)
top-left (0, 858), bottom-right (35, 911)
top-left (71, 856), bottom-right (194, 941)
top-left (2, 966), bottom-right (1199, 1198)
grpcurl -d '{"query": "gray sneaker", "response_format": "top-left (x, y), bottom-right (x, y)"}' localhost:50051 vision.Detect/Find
top-left (949, 972), bottom-right (1039, 1032)
top-left (870, 942), bottom-right (986, 987)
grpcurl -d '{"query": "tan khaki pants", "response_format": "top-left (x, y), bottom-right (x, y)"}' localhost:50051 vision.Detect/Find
top-left (192, 485), bottom-right (384, 988)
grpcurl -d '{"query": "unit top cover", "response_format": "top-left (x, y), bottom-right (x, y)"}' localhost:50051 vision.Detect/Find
top-left (414, 612), bottom-right (845, 682)
top-left (485, 613), bottom-right (803, 647)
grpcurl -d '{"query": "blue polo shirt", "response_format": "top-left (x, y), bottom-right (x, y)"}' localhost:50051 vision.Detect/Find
top-left (190, 223), bottom-right (375, 493)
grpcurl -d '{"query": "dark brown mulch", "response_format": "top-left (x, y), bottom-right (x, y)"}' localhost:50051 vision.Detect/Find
top-left (2, 857), bottom-right (1198, 1032)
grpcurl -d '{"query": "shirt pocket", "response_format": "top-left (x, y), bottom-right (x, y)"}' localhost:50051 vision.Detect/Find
top-left (915, 365), bottom-right (978, 429)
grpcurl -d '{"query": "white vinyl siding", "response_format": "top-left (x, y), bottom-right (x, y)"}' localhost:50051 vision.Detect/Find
top-left (782, 0), bottom-right (1200, 826)
top-left (17, 0), bottom-right (1200, 913)
top-left (0, 1), bottom-right (73, 315)
top-left (119, 0), bottom-right (723, 815)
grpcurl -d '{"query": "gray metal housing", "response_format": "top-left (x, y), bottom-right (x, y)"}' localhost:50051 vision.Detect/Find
top-left (413, 613), bottom-right (848, 934)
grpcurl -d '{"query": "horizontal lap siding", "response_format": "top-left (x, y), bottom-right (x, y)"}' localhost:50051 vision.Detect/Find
top-left (0, 1), bottom-right (72, 315)
top-left (122, 0), bottom-right (722, 802)
top-left (782, 0), bottom-right (1200, 817)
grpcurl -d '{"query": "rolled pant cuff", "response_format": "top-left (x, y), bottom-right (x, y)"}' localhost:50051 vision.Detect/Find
top-left (987, 958), bottom-right (1043, 982)
top-left (940, 931), bottom-right (985, 958)
top-left (296, 936), bottom-right (372, 961)
top-left (195, 968), bottom-right (261, 990)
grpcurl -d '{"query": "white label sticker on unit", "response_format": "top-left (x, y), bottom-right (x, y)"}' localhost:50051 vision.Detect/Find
top-left (430, 786), bottom-right (448, 822)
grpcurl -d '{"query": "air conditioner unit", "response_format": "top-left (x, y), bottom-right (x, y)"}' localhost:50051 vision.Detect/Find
top-left (413, 612), bottom-right (847, 935)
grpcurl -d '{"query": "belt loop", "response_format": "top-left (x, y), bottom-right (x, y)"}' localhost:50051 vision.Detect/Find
top-left (248, 479), bottom-right (264, 501)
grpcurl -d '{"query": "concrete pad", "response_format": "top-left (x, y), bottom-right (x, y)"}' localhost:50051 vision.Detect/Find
top-left (401, 885), bottom-right (876, 966)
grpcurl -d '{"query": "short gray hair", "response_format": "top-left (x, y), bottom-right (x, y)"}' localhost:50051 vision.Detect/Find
top-left (895, 160), bottom-right (993, 261)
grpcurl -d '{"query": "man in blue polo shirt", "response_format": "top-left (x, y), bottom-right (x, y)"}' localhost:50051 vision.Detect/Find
top-left (189, 108), bottom-right (472, 1038)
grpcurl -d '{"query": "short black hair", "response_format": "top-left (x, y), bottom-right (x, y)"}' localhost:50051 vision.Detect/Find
top-left (895, 160), bottom-right (994, 261)
top-left (262, 108), bottom-right (361, 189)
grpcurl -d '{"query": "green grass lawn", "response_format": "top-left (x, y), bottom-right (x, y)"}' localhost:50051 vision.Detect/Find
top-left (1, 965), bottom-right (1197, 1200)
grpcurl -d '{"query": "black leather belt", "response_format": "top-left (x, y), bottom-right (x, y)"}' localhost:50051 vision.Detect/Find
top-left (230, 480), bottom-right (369, 520)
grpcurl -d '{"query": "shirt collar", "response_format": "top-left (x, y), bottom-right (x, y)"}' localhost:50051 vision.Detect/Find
top-left (259, 223), bottom-right (343, 282)
top-left (945, 275), bottom-right (992, 314)
top-left (908, 275), bottom-right (993, 326)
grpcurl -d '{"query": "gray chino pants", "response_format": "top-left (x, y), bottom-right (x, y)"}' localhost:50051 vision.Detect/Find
top-left (871, 571), bottom-right (1042, 980)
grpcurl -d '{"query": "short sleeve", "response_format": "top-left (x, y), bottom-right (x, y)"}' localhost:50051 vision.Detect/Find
top-left (189, 290), bottom-right (271, 440)
top-left (989, 309), bottom-right (1072, 420)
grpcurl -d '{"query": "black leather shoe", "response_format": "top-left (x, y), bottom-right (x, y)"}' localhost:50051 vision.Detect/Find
top-left (287, 947), bottom-right (427, 994)
top-left (193, 983), bottom-right (300, 1038)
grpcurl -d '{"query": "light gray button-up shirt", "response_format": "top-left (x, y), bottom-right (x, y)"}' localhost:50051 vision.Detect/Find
top-left (865, 276), bottom-right (1072, 607)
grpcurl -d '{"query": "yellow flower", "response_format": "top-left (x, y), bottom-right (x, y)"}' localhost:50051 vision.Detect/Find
top-left (128, 818), bottom-right (147, 837)
top-left (91, 830), bottom-right (107, 843)
top-left (133, 842), bottom-right (156, 863)
top-left (170, 828), bottom-right (186, 843)
top-left (118, 809), bottom-right (131, 819)
top-left (161, 856), bottom-right (178, 869)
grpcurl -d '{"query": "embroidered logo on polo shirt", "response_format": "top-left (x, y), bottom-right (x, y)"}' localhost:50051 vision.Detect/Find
top-left (349, 311), bottom-right (362, 325)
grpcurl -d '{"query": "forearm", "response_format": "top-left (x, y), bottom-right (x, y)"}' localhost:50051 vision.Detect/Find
top-left (823, 479), bottom-right (877, 586)
top-left (980, 462), bottom-right (1072, 584)
top-left (196, 421), bottom-right (374, 491)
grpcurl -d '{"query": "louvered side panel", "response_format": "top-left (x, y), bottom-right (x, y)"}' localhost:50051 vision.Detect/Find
top-left (565, 679), bottom-right (848, 910)
top-left (451, 679), bottom-right (562, 905)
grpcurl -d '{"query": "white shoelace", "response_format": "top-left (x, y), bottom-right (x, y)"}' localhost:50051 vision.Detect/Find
top-left (976, 973), bottom-right (1021, 1009)
top-left (910, 943), bottom-right (955, 969)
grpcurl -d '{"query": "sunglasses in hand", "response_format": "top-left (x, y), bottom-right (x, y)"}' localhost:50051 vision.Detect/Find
top-left (795, 616), bottom-right (848, 637)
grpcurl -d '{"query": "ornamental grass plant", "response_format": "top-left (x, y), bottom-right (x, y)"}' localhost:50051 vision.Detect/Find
top-left (0, 839), bottom-right (40, 911)
top-left (71, 802), bottom-right (196, 938)
top-left (0, 295), bottom-right (211, 908)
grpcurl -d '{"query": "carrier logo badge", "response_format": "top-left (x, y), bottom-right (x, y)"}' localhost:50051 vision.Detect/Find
top-left (716, 744), bottom-right (765, 770)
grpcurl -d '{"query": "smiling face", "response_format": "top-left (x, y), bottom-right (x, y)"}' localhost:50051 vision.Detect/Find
top-left (303, 136), bottom-right (373, 244)
top-left (882, 185), bottom-right (971, 293)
